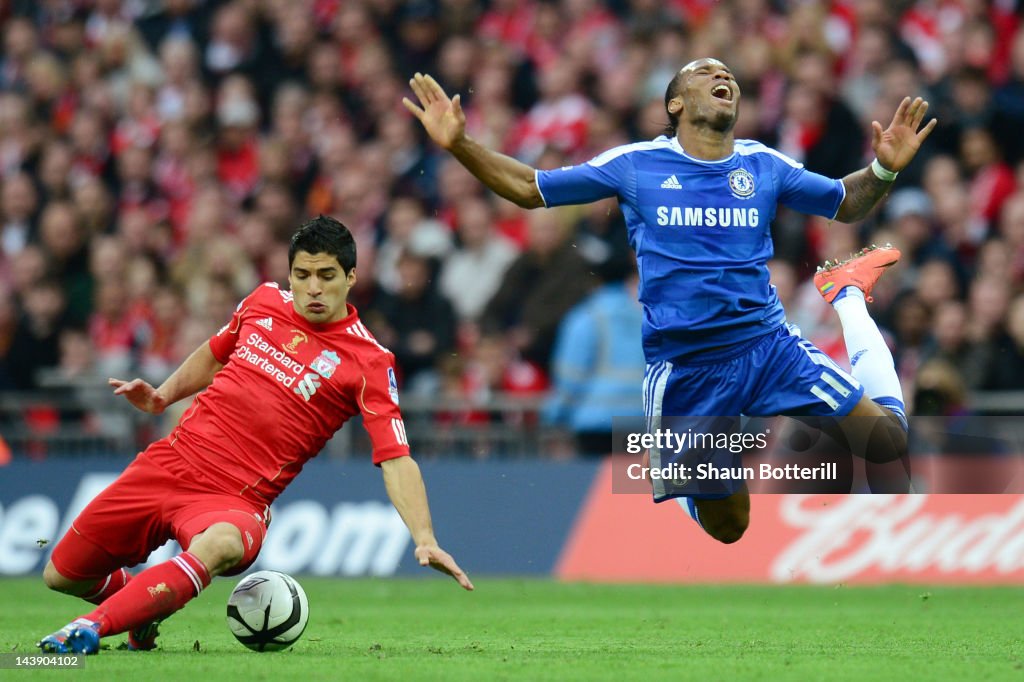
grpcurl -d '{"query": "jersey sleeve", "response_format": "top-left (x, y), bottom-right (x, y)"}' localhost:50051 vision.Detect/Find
top-left (358, 353), bottom-right (412, 465)
top-left (772, 151), bottom-right (846, 219)
top-left (208, 288), bottom-right (260, 364)
top-left (535, 146), bottom-right (634, 207)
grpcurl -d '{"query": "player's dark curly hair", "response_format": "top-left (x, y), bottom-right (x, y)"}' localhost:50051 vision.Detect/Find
top-left (663, 70), bottom-right (687, 137)
top-left (289, 215), bottom-right (357, 273)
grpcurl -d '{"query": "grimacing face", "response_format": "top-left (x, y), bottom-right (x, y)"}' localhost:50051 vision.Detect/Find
top-left (288, 250), bottom-right (356, 324)
top-left (670, 58), bottom-right (740, 133)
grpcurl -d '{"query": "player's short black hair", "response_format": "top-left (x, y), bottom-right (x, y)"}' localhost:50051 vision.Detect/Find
top-left (663, 70), bottom-right (687, 137)
top-left (289, 215), bottom-right (357, 273)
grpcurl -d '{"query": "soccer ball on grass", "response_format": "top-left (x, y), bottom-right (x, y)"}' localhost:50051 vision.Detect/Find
top-left (226, 570), bottom-right (309, 652)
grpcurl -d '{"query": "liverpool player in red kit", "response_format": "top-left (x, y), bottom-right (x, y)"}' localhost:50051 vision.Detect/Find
top-left (38, 216), bottom-right (473, 655)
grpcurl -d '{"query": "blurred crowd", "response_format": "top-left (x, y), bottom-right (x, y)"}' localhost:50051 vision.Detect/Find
top-left (0, 0), bottom-right (1023, 450)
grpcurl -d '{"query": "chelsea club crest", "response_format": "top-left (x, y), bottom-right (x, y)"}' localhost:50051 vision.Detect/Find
top-left (728, 169), bottom-right (755, 198)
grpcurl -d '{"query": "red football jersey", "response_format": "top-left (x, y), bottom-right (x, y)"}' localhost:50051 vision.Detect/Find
top-left (154, 283), bottom-right (409, 505)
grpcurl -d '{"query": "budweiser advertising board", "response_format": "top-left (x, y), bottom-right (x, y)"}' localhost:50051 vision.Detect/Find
top-left (556, 460), bottom-right (1024, 584)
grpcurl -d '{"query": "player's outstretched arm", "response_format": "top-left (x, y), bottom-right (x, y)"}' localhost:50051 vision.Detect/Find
top-left (402, 72), bottom-right (543, 209)
top-left (381, 455), bottom-right (474, 591)
top-left (834, 96), bottom-right (937, 223)
top-left (109, 341), bottom-right (224, 414)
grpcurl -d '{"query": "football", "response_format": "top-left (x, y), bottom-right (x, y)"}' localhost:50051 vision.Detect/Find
top-left (226, 570), bottom-right (309, 652)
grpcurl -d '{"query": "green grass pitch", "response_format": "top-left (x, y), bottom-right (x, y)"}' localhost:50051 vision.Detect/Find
top-left (2, 577), bottom-right (1022, 681)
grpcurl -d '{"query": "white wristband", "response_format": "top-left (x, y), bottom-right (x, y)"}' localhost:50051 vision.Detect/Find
top-left (871, 158), bottom-right (898, 182)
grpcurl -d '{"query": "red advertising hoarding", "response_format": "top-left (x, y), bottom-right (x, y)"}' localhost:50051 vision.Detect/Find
top-left (557, 460), bottom-right (1024, 584)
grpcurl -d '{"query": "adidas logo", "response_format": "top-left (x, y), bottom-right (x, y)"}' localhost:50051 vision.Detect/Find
top-left (255, 317), bottom-right (273, 331)
top-left (661, 174), bottom-right (682, 189)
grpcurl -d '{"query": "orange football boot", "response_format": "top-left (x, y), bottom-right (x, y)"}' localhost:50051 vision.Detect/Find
top-left (814, 244), bottom-right (901, 304)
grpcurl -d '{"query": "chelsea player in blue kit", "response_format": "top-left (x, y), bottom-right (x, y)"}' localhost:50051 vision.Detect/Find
top-left (404, 58), bottom-right (936, 544)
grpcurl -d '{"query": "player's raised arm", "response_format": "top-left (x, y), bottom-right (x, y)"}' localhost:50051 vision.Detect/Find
top-left (109, 341), bottom-right (224, 414)
top-left (380, 455), bottom-right (474, 591)
top-left (834, 96), bottom-right (937, 223)
top-left (403, 72), bottom-right (543, 209)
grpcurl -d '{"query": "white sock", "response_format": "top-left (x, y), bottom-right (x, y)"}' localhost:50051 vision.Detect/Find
top-left (832, 287), bottom-right (907, 428)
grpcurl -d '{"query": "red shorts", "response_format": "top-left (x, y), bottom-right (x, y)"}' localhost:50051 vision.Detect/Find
top-left (52, 443), bottom-right (269, 580)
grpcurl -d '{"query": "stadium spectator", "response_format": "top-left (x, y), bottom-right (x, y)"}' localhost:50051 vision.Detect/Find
top-left (0, 171), bottom-right (38, 260)
top-left (996, 192), bottom-right (1024, 284)
top-left (512, 56), bottom-right (591, 164)
top-left (450, 331), bottom-right (549, 437)
top-left (38, 201), bottom-right (91, 323)
top-left (778, 49), bottom-right (865, 179)
top-left (889, 291), bottom-right (931, 388)
top-left (914, 257), bottom-right (961, 311)
top-left (882, 187), bottom-right (951, 286)
top-left (544, 254), bottom-right (644, 456)
top-left (989, 293), bottom-right (1024, 391)
top-left (0, 17), bottom-right (38, 91)
top-left (214, 93), bottom-right (261, 205)
top-left (137, 283), bottom-right (187, 384)
top-left (56, 325), bottom-right (99, 384)
top-left (968, 277), bottom-right (1017, 391)
top-left (5, 277), bottom-right (67, 390)
top-left (88, 277), bottom-right (143, 377)
top-left (136, 0), bottom-right (210, 55)
top-left (364, 249), bottom-right (457, 393)
top-left (480, 208), bottom-right (596, 369)
top-left (375, 193), bottom-right (452, 295)
top-left (439, 196), bottom-right (519, 323)
top-left (921, 300), bottom-right (988, 391)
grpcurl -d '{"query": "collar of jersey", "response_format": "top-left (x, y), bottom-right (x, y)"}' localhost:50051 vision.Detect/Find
top-left (666, 135), bottom-right (736, 164)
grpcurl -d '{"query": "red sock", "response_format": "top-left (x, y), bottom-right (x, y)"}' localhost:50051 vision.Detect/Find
top-left (82, 552), bottom-right (211, 636)
top-left (81, 568), bottom-right (132, 605)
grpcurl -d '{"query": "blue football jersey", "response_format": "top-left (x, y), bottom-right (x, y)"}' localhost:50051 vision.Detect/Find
top-left (536, 136), bottom-right (845, 362)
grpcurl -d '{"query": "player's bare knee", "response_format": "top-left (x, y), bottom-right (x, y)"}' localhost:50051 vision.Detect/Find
top-left (209, 532), bottom-right (245, 570)
top-left (700, 507), bottom-right (749, 544)
top-left (42, 561), bottom-right (80, 593)
top-left (696, 493), bottom-right (750, 544)
top-left (191, 523), bottom-right (245, 575)
top-left (866, 415), bottom-right (908, 463)
top-left (708, 517), bottom-right (748, 544)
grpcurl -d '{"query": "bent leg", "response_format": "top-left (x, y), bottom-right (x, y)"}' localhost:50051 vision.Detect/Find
top-left (43, 561), bottom-right (131, 604)
top-left (831, 287), bottom-right (908, 429)
top-left (44, 455), bottom-right (179, 606)
top-left (79, 550), bottom-right (212, 637)
top-left (839, 396), bottom-right (911, 492)
top-left (77, 505), bottom-right (266, 637)
top-left (46, 528), bottom-right (133, 603)
top-left (843, 395), bottom-right (909, 460)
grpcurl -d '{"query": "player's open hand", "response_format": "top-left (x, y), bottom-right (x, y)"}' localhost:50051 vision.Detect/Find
top-left (872, 97), bottom-right (938, 173)
top-left (415, 543), bottom-right (474, 591)
top-left (402, 73), bottom-right (466, 151)
top-left (109, 377), bottom-right (169, 415)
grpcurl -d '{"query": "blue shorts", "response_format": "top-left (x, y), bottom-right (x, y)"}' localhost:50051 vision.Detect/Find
top-left (644, 324), bottom-right (862, 418)
top-left (642, 324), bottom-right (863, 502)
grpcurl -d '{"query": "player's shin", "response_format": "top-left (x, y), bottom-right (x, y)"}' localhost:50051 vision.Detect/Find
top-left (80, 552), bottom-right (211, 636)
top-left (832, 288), bottom-right (907, 430)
